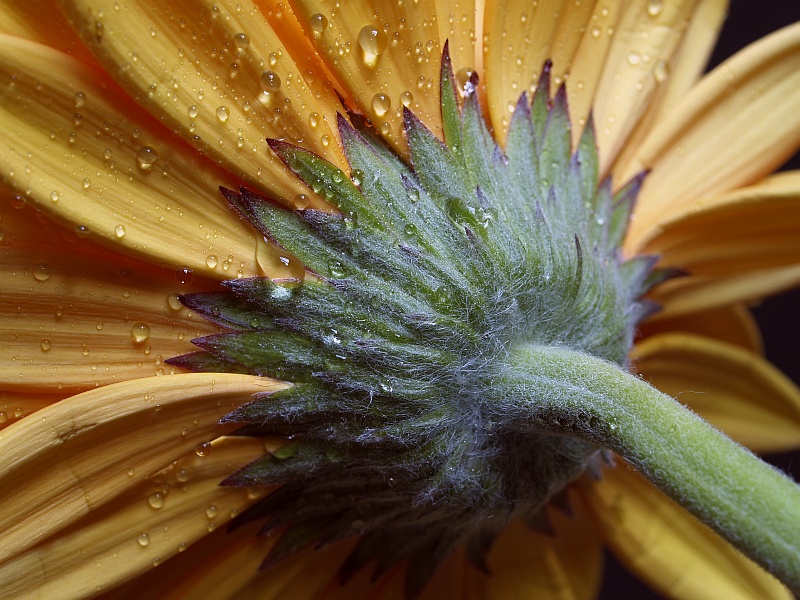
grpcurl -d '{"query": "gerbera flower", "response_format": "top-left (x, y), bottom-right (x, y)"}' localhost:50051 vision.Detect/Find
top-left (1, 1), bottom-right (799, 599)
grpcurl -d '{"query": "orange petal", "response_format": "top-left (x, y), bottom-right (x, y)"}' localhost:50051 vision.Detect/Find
top-left (0, 0), bottom-right (99, 66)
top-left (60, 0), bottom-right (346, 205)
top-left (626, 23), bottom-right (800, 251)
top-left (0, 390), bottom-right (65, 431)
top-left (579, 466), bottom-right (791, 599)
top-left (0, 436), bottom-right (271, 599)
top-left (483, 0), bottom-right (599, 143)
top-left (0, 246), bottom-right (218, 394)
top-left (643, 172), bottom-right (800, 277)
top-left (633, 333), bottom-right (800, 453)
top-left (0, 35), bottom-right (277, 279)
top-left (0, 373), bottom-right (283, 564)
top-left (638, 303), bottom-right (763, 353)
top-left (291, 0), bottom-right (444, 151)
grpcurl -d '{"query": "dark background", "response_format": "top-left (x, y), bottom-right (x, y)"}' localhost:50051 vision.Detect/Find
top-left (599, 2), bottom-right (800, 597)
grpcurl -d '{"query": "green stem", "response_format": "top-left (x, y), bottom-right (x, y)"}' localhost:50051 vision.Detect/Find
top-left (504, 344), bottom-right (800, 593)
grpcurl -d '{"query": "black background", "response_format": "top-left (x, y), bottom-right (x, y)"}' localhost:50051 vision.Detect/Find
top-left (599, 2), bottom-right (800, 597)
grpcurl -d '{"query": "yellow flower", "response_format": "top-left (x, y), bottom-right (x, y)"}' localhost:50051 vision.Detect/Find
top-left (0, 1), bottom-right (799, 598)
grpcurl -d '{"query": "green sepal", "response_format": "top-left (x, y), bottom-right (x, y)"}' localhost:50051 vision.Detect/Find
top-left (178, 292), bottom-right (274, 331)
top-left (439, 40), bottom-right (463, 157)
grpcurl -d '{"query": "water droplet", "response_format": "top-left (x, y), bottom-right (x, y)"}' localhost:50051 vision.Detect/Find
top-left (590, 26), bottom-right (601, 38)
top-left (0, 413), bottom-right (6, 424)
top-left (136, 146), bottom-right (158, 169)
top-left (82, 178), bottom-right (91, 189)
top-left (194, 442), bottom-right (212, 457)
top-left (147, 492), bottom-right (165, 509)
top-left (187, 105), bottom-right (198, 118)
top-left (455, 67), bottom-right (476, 95)
top-left (371, 92), bottom-right (391, 117)
top-left (272, 441), bottom-right (298, 459)
top-left (75, 225), bottom-right (90, 238)
top-left (74, 91), bottom-right (86, 108)
top-left (647, 0), bottom-right (663, 16)
top-left (137, 533), bottom-right (150, 547)
top-left (653, 59), bottom-right (670, 83)
top-left (50, 190), bottom-right (60, 202)
top-left (205, 505), bottom-right (218, 519)
top-left (168, 293), bottom-right (183, 311)
top-left (293, 193), bottom-right (310, 209)
top-left (216, 106), bottom-right (229, 123)
top-left (33, 262), bottom-right (52, 282)
top-left (114, 224), bottom-right (126, 238)
top-left (310, 13), bottom-right (328, 33)
top-left (176, 267), bottom-right (194, 284)
top-left (627, 52), bottom-right (641, 66)
top-left (259, 71), bottom-right (281, 93)
top-left (206, 255), bottom-right (218, 268)
top-left (351, 169), bottom-right (363, 186)
top-left (131, 322), bottom-right (150, 344)
top-left (404, 223), bottom-right (417, 236)
top-left (13, 407), bottom-right (23, 418)
top-left (233, 32), bottom-right (250, 49)
top-left (177, 542), bottom-right (187, 552)
top-left (400, 91), bottom-right (414, 107)
top-left (127, 468), bottom-right (135, 477)
top-left (176, 468), bottom-right (190, 483)
top-left (40, 339), bottom-right (52, 352)
top-left (358, 25), bottom-right (388, 57)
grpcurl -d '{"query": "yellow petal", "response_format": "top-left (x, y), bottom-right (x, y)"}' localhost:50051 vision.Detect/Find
top-left (0, 35), bottom-right (276, 279)
top-left (0, 373), bottom-right (283, 564)
top-left (611, 0), bottom-right (729, 177)
top-left (0, 246), bottom-right (217, 394)
top-left (580, 466), bottom-right (791, 600)
top-left (435, 0), bottom-right (479, 77)
top-left (642, 172), bottom-right (800, 276)
top-left (483, 0), bottom-right (599, 143)
top-left (60, 0), bottom-right (346, 205)
top-left (0, 0), bottom-right (99, 66)
top-left (478, 498), bottom-right (602, 599)
top-left (649, 264), bottom-right (800, 319)
top-left (98, 520), bottom-right (274, 600)
top-left (638, 303), bottom-right (763, 353)
top-left (589, 0), bottom-right (705, 173)
top-left (0, 436), bottom-right (271, 599)
top-left (633, 333), bottom-right (800, 453)
top-left (626, 23), bottom-right (800, 251)
top-left (291, 0), bottom-right (444, 151)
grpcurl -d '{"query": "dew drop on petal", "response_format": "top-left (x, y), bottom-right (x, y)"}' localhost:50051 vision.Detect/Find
top-left (73, 91), bottom-right (86, 108)
top-left (176, 468), bottom-right (190, 483)
top-left (41, 339), bottom-right (52, 352)
top-left (136, 146), bottom-right (158, 168)
top-left (187, 105), bottom-right (198, 118)
top-left (293, 193), bottom-right (310, 209)
top-left (147, 492), bottom-right (165, 510)
top-left (194, 442), bottom-right (212, 457)
top-left (371, 93), bottom-right (391, 117)
top-left (131, 322), bottom-right (150, 344)
top-left (33, 262), bottom-right (51, 282)
top-left (137, 533), bottom-right (150, 547)
top-left (177, 542), bottom-right (187, 552)
top-left (82, 178), bottom-right (91, 189)
top-left (654, 59), bottom-right (670, 83)
top-left (310, 13), bottom-right (328, 33)
top-left (647, 0), bottom-right (663, 16)
top-left (167, 293), bottom-right (183, 311)
top-left (259, 71), bottom-right (281, 93)
top-left (358, 25), bottom-right (388, 57)
top-left (176, 267), bottom-right (194, 285)
top-left (205, 505), bottom-right (218, 519)
top-left (50, 190), bottom-right (60, 202)
top-left (206, 255), bottom-right (218, 268)
top-left (233, 32), bottom-right (250, 49)
top-left (400, 91), bottom-right (414, 107)
top-left (76, 225), bottom-right (90, 238)
top-left (114, 224), bottom-right (126, 238)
